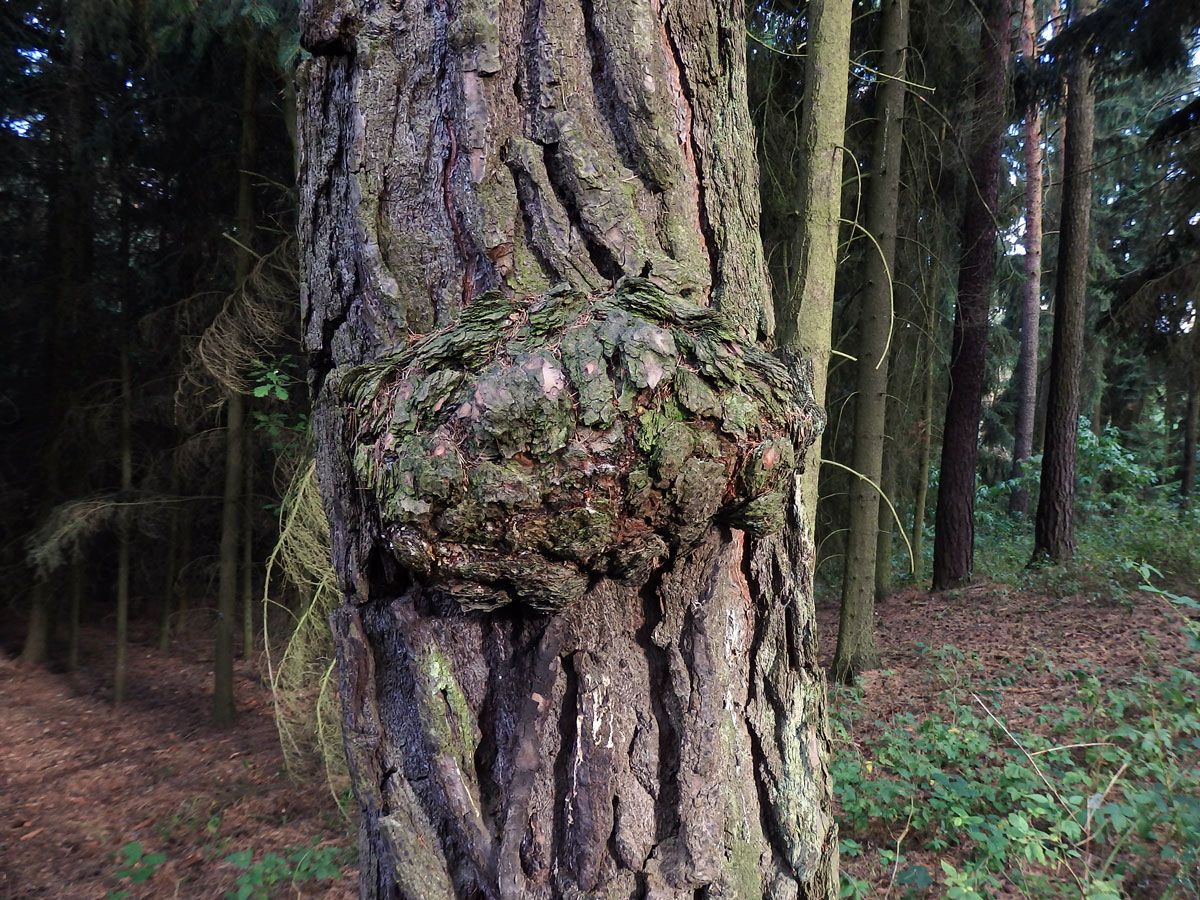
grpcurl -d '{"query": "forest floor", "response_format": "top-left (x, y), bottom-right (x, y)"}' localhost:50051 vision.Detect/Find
top-left (815, 579), bottom-right (1198, 897)
top-left (1, 580), bottom-right (1194, 899)
top-left (0, 620), bottom-right (356, 900)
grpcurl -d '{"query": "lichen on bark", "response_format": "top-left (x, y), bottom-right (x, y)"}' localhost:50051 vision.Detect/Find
top-left (343, 277), bottom-right (820, 611)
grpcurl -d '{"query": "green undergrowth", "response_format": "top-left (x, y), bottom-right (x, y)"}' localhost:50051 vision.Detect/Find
top-left (831, 587), bottom-right (1200, 899)
top-left (971, 500), bottom-right (1200, 602)
top-left (104, 838), bottom-right (353, 900)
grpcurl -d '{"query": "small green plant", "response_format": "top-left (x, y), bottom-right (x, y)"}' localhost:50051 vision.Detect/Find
top-left (250, 355), bottom-right (309, 455)
top-left (250, 356), bottom-right (295, 402)
top-left (224, 842), bottom-right (353, 900)
top-left (104, 841), bottom-right (167, 899)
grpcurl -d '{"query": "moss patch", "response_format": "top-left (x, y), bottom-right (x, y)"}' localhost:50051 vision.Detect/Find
top-left (343, 278), bottom-right (821, 610)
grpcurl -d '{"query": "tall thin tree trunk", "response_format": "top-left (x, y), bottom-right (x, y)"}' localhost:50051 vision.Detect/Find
top-left (159, 457), bottom-right (181, 651)
top-left (214, 46), bottom-right (259, 724)
top-left (911, 319), bottom-right (935, 578)
top-left (1181, 325), bottom-right (1200, 506)
top-left (298, 0), bottom-right (838, 893)
top-left (177, 508), bottom-right (193, 620)
top-left (115, 342), bottom-right (133, 704)
top-left (1183, 392), bottom-right (1198, 507)
top-left (1009, 0), bottom-right (1044, 516)
top-left (21, 584), bottom-right (54, 666)
top-left (932, 0), bottom-right (1011, 589)
top-left (874, 447), bottom-right (896, 600)
top-left (241, 435), bottom-right (255, 657)
top-left (832, 0), bottom-right (908, 681)
top-left (114, 170), bottom-right (135, 704)
top-left (22, 19), bottom-right (91, 667)
top-left (67, 562), bottom-right (83, 670)
top-left (215, 391), bottom-right (244, 723)
top-left (778, 0), bottom-right (852, 538)
top-left (1033, 0), bottom-right (1096, 562)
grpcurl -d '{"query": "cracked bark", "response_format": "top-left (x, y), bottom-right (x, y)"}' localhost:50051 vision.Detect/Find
top-left (298, 0), bottom-right (835, 896)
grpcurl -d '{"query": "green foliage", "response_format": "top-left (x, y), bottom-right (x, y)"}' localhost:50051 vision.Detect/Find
top-left (830, 602), bottom-right (1200, 897)
top-left (977, 418), bottom-right (1158, 522)
top-left (223, 843), bottom-right (354, 900)
top-left (970, 418), bottom-right (1200, 592)
top-left (104, 842), bottom-right (168, 899)
top-left (105, 837), bottom-right (352, 900)
top-left (250, 355), bottom-right (309, 455)
top-left (251, 356), bottom-right (293, 401)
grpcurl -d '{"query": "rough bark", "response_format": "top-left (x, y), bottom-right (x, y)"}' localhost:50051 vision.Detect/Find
top-left (298, 0), bottom-right (837, 895)
top-left (931, 0), bottom-right (1010, 590)
top-left (832, 0), bottom-right (908, 682)
top-left (1033, 0), bottom-right (1096, 562)
top-left (1008, 0), bottom-right (1044, 517)
top-left (777, 0), bottom-right (852, 539)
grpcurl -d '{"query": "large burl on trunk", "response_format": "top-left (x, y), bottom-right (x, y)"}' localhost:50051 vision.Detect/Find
top-left (297, 0), bottom-right (838, 895)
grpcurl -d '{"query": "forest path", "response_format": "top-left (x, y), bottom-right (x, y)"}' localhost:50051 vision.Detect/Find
top-left (0, 622), bottom-right (354, 900)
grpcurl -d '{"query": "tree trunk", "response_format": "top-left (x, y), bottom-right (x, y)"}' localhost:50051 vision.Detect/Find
top-left (297, 0), bottom-right (838, 894)
top-left (777, 0), bottom-right (852, 538)
top-left (910, 302), bottom-right (935, 579)
top-left (114, 168), bottom-right (135, 704)
top-left (1033, 0), bottom-right (1096, 562)
top-left (931, 0), bottom-right (1011, 590)
top-left (1183, 389), bottom-right (1198, 507)
top-left (832, 0), bottom-right (908, 682)
top-left (214, 46), bottom-right (259, 723)
top-left (115, 341), bottom-right (133, 704)
top-left (1181, 324), bottom-right (1200, 506)
top-left (242, 436), bottom-right (255, 657)
top-left (1008, 0), bottom-right (1044, 517)
top-left (215, 389), bottom-right (244, 724)
top-left (21, 583), bottom-right (54, 666)
top-left (159, 457), bottom-right (181, 651)
top-left (22, 15), bottom-right (92, 667)
top-left (67, 562), bottom-right (84, 670)
top-left (874, 448), bottom-right (895, 602)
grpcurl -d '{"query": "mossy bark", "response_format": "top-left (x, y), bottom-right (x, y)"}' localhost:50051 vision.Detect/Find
top-left (299, 0), bottom-right (836, 895)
